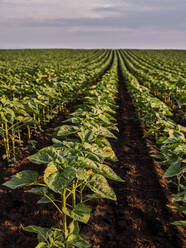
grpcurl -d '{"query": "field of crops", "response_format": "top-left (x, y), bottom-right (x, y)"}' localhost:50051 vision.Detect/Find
top-left (0, 49), bottom-right (185, 248)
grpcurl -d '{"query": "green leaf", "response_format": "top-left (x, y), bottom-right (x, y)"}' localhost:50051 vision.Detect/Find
top-left (78, 157), bottom-right (99, 170)
top-left (63, 203), bottom-right (91, 224)
top-left (171, 220), bottom-right (186, 228)
top-left (163, 161), bottom-right (181, 178)
top-left (44, 163), bottom-right (76, 193)
top-left (98, 114), bottom-right (112, 125)
top-left (26, 187), bottom-right (47, 195)
top-left (63, 117), bottom-right (81, 124)
top-left (102, 146), bottom-right (118, 161)
top-left (157, 136), bottom-right (168, 144)
top-left (76, 168), bottom-right (90, 181)
top-left (87, 174), bottom-right (116, 200)
top-left (51, 138), bottom-right (64, 147)
top-left (53, 241), bottom-right (65, 247)
top-left (67, 221), bottom-right (80, 243)
top-left (77, 129), bottom-right (94, 143)
top-left (19, 117), bottom-right (37, 125)
top-left (4, 108), bottom-right (15, 123)
top-left (86, 194), bottom-right (100, 200)
top-left (83, 143), bottom-right (107, 161)
top-left (68, 221), bottom-right (79, 237)
top-left (3, 170), bottom-right (39, 189)
top-left (28, 146), bottom-right (62, 165)
top-left (37, 193), bottom-right (56, 204)
top-left (54, 125), bottom-right (79, 138)
top-left (172, 191), bottom-right (186, 203)
top-left (168, 204), bottom-right (186, 214)
top-left (174, 145), bottom-right (186, 155)
top-left (36, 242), bottom-right (47, 248)
top-left (68, 236), bottom-right (90, 248)
top-left (97, 163), bottom-right (124, 182)
top-left (22, 225), bottom-right (49, 234)
top-left (22, 225), bottom-right (49, 242)
top-left (92, 125), bottom-right (116, 139)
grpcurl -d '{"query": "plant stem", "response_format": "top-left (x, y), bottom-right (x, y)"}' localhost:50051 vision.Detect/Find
top-left (33, 113), bottom-right (37, 129)
top-left (2, 123), bottom-right (7, 152)
top-left (5, 121), bottom-right (10, 159)
top-left (177, 175), bottom-right (181, 192)
top-left (62, 189), bottom-right (68, 246)
top-left (72, 180), bottom-right (76, 208)
top-left (12, 137), bottom-right (15, 155)
top-left (44, 194), bottom-right (63, 216)
top-left (27, 125), bottom-right (31, 140)
top-left (18, 131), bottom-right (22, 144)
top-left (80, 184), bottom-right (84, 203)
top-left (12, 126), bottom-right (16, 155)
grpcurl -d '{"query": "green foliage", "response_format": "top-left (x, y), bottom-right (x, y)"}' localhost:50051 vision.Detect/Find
top-left (3, 170), bottom-right (39, 189)
top-left (0, 49), bottom-right (113, 161)
top-left (2, 52), bottom-right (124, 247)
top-left (118, 50), bottom-right (186, 229)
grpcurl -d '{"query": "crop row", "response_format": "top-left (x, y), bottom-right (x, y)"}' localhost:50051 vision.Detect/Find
top-left (0, 50), bottom-right (102, 82)
top-left (3, 52), bottom-right (124, 247)
top-left (127, 49), bottom-right (186, 77)
top-left (118, 51), bottom-right (186, 229)
top-left (0, 50), bottom-right (113, 160)
top-left (123, 50), bottom-right (185, 88)
top-left (121, 50), bottom-right (186, 125)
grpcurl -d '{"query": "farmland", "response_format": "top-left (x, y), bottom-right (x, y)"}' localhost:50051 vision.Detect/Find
top-left (0, 49), bottom-right (185, 248)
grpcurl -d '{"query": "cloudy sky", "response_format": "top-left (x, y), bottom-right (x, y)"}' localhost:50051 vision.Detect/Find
top-left (0, 0), bottom-right (186, 49)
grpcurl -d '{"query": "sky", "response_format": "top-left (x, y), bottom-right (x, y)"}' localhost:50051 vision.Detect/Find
top-left (0, 0), bottom-right (186, 49)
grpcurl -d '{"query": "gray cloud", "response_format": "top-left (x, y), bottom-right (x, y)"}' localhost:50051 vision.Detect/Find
top-left (0, 0), bottom-right (186, 48)
top-left (92, 7), bottom-right (120, 13)
top-left (2, 8), bottom-right (185, 32)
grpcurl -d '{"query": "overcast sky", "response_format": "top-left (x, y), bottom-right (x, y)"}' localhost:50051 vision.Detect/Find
top-left (0, 0), bottom-right (186, 49)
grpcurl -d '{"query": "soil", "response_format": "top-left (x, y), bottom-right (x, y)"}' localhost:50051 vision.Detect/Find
top-left (0, 66), bottom-right (185, 247)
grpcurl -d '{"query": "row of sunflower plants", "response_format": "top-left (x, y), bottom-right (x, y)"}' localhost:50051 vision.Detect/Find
top-left (121, 50), bottom-right (186, 114)
top-left (0, 50), bottom-right (108, 102)
top-left (121, 50), bottom-right (186, 125)
top-left (3, 53), bottom-right (124, 247)
top-left (0, 49), bottom-right (101, 88)
top-left (0, 50), bottom-right (113, 161)
top-left (118, 51), bottom-right (186, 229)
top-left (123, 49), bottom-right (185, 94)
top-left (126, 49), bottom-right (186, 78)
top-left (124, 50), bottom-right (185, 84)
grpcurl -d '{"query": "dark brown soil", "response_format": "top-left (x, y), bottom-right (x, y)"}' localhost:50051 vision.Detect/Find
top-left (0, 67), bottom-right (185, 247)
